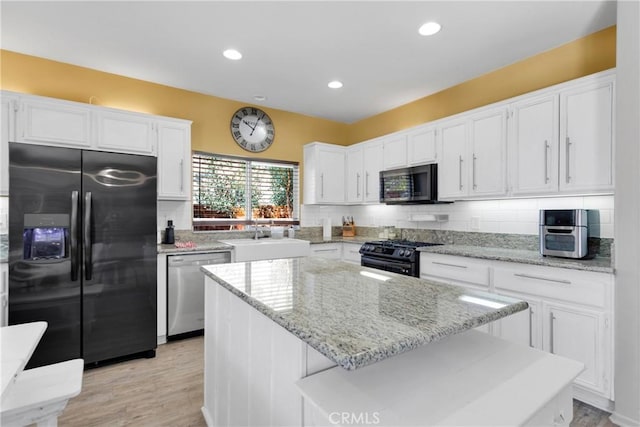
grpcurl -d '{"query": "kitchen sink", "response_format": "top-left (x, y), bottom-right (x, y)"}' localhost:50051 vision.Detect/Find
top-left (219, 238), bottom-right (311, 262)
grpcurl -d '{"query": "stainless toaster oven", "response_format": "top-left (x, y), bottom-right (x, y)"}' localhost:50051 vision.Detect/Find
top-left (539, 209), bottom-right (596, 259)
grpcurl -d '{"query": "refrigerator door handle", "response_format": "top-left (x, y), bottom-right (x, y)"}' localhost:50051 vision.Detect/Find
top-left (83, 192), bottom-right (93, 281)
top-left (70, 191), bottom-right (79, 281)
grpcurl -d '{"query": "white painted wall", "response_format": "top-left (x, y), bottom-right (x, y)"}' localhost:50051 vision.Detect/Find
top-left (611, 1), bottom-right (640, 425)
top-left (302, 195), bottom-right (614, 238)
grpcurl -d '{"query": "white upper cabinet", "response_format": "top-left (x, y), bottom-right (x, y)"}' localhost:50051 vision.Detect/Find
top-left (510, 94), bottom-right (560, 195)
top-left (362, 141), bottom-right (383, 203)
top-left (345, 140), bottom-right (383, 204)
top-left (303, 142), bottom-right (345, 204)
top-left (16, 97), bottom-right (92, 148)
top-left (382, 134), bottom-right (407, 170)
top-left (157, 119), bottom-right (193, 200)
top-left (345, 145), bottom-right (364, 203)
top-left (468, 108), bottom-right (508, 197)
top-left (438, 119), bottom-right (467, 200)
top-left (95, 110), bottom-right (156, 155)
top-left (1, 95), bottom-right (17, 196)
top-left (407, 125), bottom-right (438, 166)
top-left (559, 77), bottom-right (614, 193)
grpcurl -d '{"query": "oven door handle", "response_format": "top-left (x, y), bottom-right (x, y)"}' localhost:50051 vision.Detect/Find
top-left (361, 256), bottom-right (413, 275)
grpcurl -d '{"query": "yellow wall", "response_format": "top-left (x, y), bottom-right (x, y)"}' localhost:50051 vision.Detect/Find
top-left (0, 50), bottom-right (350, 166)
top-left (347, 26), bottom-right (617, 143)
top-left (0, 25), bottom-right (616, 153)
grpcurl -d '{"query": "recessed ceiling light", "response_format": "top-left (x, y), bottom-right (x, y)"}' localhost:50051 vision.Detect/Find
top-left (328, 80), bottom-right (343, 89)
top-left (253, 95), bottom-right (267, 101)
top-left (223, 49), bottom-right (242, 60)
top-left (418, 21), bottom-right (442, 36)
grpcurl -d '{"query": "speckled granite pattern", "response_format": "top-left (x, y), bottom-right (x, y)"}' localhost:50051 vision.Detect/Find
top-left (419, 245), bottom-right (613, 273)
top-left (202, 257), bottom-right (528, 371)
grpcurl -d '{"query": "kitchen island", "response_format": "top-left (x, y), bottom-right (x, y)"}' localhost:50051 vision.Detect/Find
top-left (201, 257), bottom-right (583, 426)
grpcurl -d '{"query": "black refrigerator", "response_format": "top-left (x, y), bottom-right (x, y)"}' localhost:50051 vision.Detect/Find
top-left (8, 143), bottom-right (157, 368)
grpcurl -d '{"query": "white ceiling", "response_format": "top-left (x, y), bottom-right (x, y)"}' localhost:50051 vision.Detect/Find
top-left (1, 1), bottom-right (616, 124)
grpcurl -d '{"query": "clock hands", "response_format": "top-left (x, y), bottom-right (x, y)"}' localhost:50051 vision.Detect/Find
top-left (242, 119), bottom-right (256, 131)
top-left (250, 113), bottom-right (264, 136)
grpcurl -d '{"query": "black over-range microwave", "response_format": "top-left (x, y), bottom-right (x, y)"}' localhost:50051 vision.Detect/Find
top-left (380, 163), bottom-right (443, 204)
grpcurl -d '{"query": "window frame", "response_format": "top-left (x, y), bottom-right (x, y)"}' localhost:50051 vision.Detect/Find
top-left (192, 151), bottom-right (300, 231)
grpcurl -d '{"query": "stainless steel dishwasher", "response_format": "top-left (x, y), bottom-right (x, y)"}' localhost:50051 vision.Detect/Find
top-left (167, 251), bottom-right (231, 339)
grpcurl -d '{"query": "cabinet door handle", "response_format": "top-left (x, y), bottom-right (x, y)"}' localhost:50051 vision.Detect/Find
top-left (550, 312), bottom-right (557, 354)
top-left (565, 136), bottom-right (571, 183)
top-left (320, 173), bottom-right (324, 198)
top-left (472, 154), bottom-right (477, 190)
top-left (179, 159), bottom-right (184, 192)
top-left (356, 173), bottom-right (361, 197)
top-left (529, 307), bottom-right (534, 348)
top-left (458, 156), bottom-right (464, 190)
top-left (514, 273), bottom-right (571, 285)
top-left (432, 261), bottom-right (468, 269)
top-left (544, 140), bottom-right (550, 183)
top-left (365, 172), bottom-right (370, 197)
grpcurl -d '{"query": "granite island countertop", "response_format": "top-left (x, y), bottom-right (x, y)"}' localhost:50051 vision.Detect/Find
top-left (201, 257), bottom-right (528, 371)
top-left (418, 244), bottom-right (613, 273)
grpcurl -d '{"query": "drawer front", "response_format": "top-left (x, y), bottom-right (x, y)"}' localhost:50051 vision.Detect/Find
top-left (310, 243), bottom-right (342, 259)
top-left (420, 253), bottom-right (490, 287)
top-left (342, 243), bottom-right (362, 264)
top-left (493, 262), bottom-right (610, 308)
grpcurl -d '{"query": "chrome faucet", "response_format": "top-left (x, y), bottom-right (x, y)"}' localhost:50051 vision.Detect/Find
top-left (253, 219), bottom-right (263, 240)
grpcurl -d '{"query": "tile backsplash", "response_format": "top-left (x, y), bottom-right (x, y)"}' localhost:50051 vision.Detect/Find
top-left (301, 195), bottom-right (615, 239)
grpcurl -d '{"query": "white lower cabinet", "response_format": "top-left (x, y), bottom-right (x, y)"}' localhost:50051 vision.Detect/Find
top-left (493, 293), bottom-right (542, 349)
top-left (341, 242), bottom-right (362, 264)
top-left (421, 252), bottom-right (613, 410)
top-left (543, 301), bottom-right (606, 396)
top-left (309, 243), bottom-right (342, 259)
top-left (491, 259), bottom-right (612, 409)
top-left (420, 253), bottom-right (491, 333)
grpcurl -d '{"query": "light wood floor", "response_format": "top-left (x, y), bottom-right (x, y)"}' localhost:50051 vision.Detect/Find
top-left (56, 335), bottom-right (615, 427)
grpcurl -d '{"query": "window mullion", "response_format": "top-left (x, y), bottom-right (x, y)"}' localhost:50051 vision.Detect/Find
top-left (246, 161), bottom-right (252, 222)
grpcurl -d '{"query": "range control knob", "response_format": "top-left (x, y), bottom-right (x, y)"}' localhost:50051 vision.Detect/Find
top-left (405, 250), bottom-right (413, 257)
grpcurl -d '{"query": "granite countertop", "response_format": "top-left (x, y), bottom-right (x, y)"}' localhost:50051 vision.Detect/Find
top-left (418, 244), bottom-right (613, 274)
top-left (308, 236), bottom-right (371, 244)
top-left (157, 241), bottom-right (232, 254)
top-left (201, 257), bottom-right (528, 371)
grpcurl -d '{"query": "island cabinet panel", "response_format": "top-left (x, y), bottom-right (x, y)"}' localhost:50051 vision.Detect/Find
top-left (203, 276), bottom-right (335, 427)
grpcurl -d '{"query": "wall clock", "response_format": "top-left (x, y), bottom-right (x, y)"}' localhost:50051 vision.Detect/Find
top-left (230, 107), bottom-right (275, 152)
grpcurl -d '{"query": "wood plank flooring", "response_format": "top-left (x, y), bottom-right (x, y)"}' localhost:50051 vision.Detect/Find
top-left (56, 336), bottom-right (615, 426)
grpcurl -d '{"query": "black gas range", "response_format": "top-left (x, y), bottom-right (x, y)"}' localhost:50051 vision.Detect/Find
top-left (359, 239), bottom-right (442, 277)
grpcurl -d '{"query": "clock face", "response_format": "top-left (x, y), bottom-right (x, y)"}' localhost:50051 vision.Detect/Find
top-left (230, 107), bottom-right (275, 152)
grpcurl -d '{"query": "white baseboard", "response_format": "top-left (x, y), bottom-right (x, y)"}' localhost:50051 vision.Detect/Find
top-left (201, 406), bottom-right (213, 427)
top-left (609, 411), bottom-right (640, 427)
top-left (157, 335), bottom-right (167, 345)
top-left (573, 385), bottom-right (614, 412)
